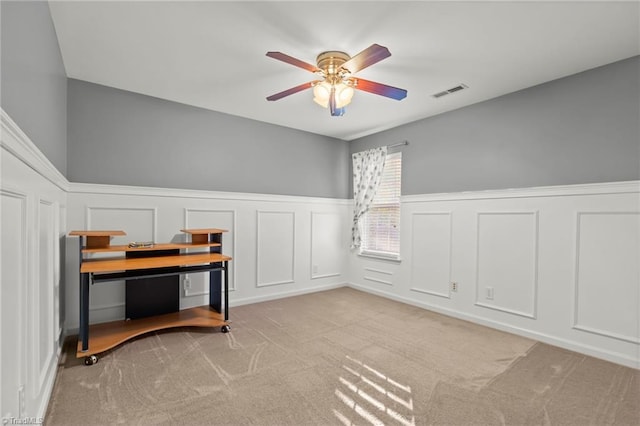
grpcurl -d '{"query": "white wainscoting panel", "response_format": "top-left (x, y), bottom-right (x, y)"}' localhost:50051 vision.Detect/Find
top-left (311, 212), bottom-right (343, 279)
top-left (184, 209), bottom-right (237, 298)
top-left (574, 212), bottom-right (640, 343)
top-left (256, 211), bottom-right (296, 287)
top-left (410, 212), bottom-right (452, 298)
top-left (350, 182), bottom-right (640, 368)
top-left (1, 190), bottom-right (27, 419)
top-left (2, 109), bottom-right (67, 420)
top-left (475, 212), bottom-right (538, 318)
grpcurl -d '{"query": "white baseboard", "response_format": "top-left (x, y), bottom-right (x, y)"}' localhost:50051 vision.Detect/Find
top-left (230, 282), bottom-right (347, 308)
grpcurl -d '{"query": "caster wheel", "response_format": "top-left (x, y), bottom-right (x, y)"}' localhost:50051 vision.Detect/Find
top-left (221, 325), bottom-right (231, 333)
top-left (84, 355), bottom-right (98, 366)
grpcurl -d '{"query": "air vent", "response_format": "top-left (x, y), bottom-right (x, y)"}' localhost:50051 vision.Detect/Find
top-left (432, 84), bottom-right (468, 98)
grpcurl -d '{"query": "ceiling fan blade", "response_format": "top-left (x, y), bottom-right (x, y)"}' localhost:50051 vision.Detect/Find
top-left (352, 78), bottom-right (407, 100)
top-left (266, 81), bottom-right (317, 101)
top-left (341, 44), bottom-right (391, 74)
top-left (266, 51), bottom-right (321, 73)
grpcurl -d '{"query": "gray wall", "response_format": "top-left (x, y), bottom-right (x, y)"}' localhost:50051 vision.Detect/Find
top-left (67, 80), bottom-right (349, 198)
top-left (350, 56), bottom-right (640, 196)
top-left (1, 1), bottom-right (67, 176)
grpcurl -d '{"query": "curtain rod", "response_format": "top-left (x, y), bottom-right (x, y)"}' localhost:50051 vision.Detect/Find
top-left (387, 140), bottom-right (409, 149)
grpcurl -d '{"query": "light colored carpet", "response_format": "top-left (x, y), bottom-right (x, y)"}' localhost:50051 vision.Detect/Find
top-left (45, 287), bottom-right (639, 425)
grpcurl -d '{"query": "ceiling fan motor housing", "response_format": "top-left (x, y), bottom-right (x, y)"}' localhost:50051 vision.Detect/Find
top-left (316, 51), bottom-right (351, 81)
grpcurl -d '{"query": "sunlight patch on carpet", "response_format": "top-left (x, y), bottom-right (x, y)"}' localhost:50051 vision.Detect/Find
top-left (333, 355), bottom-right (416, 426)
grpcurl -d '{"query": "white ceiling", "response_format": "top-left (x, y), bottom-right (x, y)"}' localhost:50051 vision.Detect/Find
top-left (48, 0), bottom-right (640, 141)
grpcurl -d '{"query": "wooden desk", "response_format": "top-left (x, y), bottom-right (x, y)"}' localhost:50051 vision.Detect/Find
top-left (69, 228), bottom-right (231, 365)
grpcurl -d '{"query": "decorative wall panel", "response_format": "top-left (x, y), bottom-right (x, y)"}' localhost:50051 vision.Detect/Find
top-left (364, 267), bottom-right (393, 286)
top-left (1, 190), bottom-right (26, 418)
top-left (256, 211), bottom-right (295, 287)
top-left (574, 212), bottom-right (640, 343)
top-left (311, 212), bottom-right (343, 279)
top-left (475, 212), bottom-right (538, 318)
top-left (410, 212), bottom-right (452, 298)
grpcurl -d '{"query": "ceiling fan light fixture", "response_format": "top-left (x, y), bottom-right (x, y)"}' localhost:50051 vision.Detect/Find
top-left (313, 81), bottom-right (354, 109)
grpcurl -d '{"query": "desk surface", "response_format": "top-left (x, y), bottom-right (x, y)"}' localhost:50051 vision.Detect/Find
top-left (181, 228), bottom-right (227, 234)
top-left (70, 229), bottom-right (227, 236)
top-left (69, 230), bottom-right (127, 237)
top-left (82, 242), bottom-right (222, 254)
top-left (81, 252), bottom-right (232, 273)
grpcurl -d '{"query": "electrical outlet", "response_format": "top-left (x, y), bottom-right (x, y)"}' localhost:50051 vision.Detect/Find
top-left (312, 265), bottom-right (319, 274)
top-left (183, 277), bottom-right (192, 293)
top-left (486, 287), bottom-right (494, 300)
top-left (450, 282), bottom-right (458, 292)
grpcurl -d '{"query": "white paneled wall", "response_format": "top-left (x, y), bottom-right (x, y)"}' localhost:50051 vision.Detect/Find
top-left (65, 185), bottom-right (351, 331)
top-left (1, 111), bottom-right (67, 421)
top-left (349, 183), bottom-right (640, 369)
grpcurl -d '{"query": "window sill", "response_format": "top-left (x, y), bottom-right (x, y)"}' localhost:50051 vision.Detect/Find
top-left (357, 251), bottom-right (402, 263)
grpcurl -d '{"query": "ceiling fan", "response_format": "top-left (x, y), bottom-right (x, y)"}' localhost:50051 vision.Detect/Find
top-left (265, 44), bottom-right (407, 117)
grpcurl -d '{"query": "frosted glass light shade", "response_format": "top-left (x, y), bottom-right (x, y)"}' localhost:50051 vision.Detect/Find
top-left (313, 82), bottom-right (331, 107)
top-left (313, 82), bottom-right (354, 108)
top-left (336, 84), bottom-right (354, 108)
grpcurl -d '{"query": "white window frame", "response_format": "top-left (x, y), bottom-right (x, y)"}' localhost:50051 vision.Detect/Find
top-left (359, 152), bottom-right (402, 261)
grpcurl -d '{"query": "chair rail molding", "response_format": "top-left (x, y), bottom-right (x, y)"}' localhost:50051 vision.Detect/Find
top-left (1, 109), bottom-right (68, 191)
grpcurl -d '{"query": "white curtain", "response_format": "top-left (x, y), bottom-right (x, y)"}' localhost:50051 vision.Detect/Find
top-left (351, 146), bottom-right (387, 249)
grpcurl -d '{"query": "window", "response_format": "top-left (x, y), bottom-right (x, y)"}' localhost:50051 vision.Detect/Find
top-left (360, 152), bottom-right (401, 258)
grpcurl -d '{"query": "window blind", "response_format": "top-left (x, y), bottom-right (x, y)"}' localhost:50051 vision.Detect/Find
top-left (361, 152), bottom-right (402, 256)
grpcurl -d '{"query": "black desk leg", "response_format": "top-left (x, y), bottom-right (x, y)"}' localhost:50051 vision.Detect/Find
top-left (224, 261), bottom-right (229, 321)
top-left (80, 272), bottom-right (90, 351)
top-left (78, 235), bottom-right (89, 352)
top-left (209, 232), bottom-right (223, 313)
top-left (209, 265), bottom-right (222, 313)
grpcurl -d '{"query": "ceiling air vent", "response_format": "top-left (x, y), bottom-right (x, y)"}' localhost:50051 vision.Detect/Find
top-left (432, 84), bottom-right (468, 98)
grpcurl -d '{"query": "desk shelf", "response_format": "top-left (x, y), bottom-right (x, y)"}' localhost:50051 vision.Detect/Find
top-left (70, 228), bottom-right (231, 365)
top-left (76, 305), bottom-right (226, 357)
